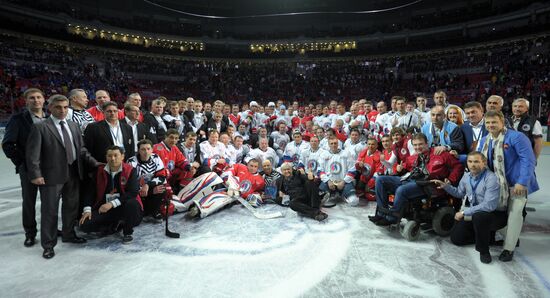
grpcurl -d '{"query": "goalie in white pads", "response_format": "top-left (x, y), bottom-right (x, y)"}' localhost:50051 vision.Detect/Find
top-left (185, 159), bottom-right (266, 218)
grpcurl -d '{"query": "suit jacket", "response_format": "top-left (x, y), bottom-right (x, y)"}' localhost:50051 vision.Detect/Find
top-left (26, 117), bottom-right (97, 185)
top-left (478, 130), bottom-right (539, 194)
top-left (143, 112), bottom-right (166, 143)
top-left (199, 119), bottom-right (228, 140)
top-left (459, 121), bottom-right (488, 163)
top-left (2, 109), bottom-right (43, 172)
top-left (83, 120), bottom-right (135, 163)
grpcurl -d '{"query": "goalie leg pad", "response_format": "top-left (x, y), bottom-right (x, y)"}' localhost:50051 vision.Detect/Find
top-left (195, 192), bottom-right (237, 218)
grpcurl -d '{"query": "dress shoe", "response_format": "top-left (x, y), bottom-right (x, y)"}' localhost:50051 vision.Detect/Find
top-left (314, 211), bottom-right (328, 222)
top-left (368, 215), bottom-right (383, 223)
top-left (62, 235), bottom-right (87, 244)
top-left (499, 250), bottom-right (514, 262)
top-left (480, 253), bottom-right (492, 264)
top-left (122, 234), bottom-right (133, 244)
top-left (42, 248), bottom-right (55, 259)
top-left (24, 236), bottom-right (36, 247)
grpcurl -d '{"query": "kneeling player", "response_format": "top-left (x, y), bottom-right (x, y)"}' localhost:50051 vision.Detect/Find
top-left (80, 146), bottom-right (143, 244)
top-left (128, 139), bottom-right (167, 223)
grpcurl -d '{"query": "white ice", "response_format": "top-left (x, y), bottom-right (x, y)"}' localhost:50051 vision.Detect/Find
top-left (0, 149), bottom-right (549, 298)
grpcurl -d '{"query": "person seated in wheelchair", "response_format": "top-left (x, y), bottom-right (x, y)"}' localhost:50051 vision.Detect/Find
top-left (370, 133), bottom-right (464, 226)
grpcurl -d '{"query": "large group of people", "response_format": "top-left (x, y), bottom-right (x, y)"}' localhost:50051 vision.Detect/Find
top-left (2, 85), bottom-right (542, 265)
top-left (1, 35), bottom-right (549, 123)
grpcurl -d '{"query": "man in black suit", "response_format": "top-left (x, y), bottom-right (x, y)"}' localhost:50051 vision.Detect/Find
top-left (2, 88), bottom-right (47, 247)
top-left (84, 102), bottom-right (135, 163)
top-left (123, 103), bottom-right (153, 153)
top-left (26, 95), bottom-right (99, 259)
top-left (143, 98), bottom-right (168, 144)
top-left (199, 111), bottom-right (228, 142)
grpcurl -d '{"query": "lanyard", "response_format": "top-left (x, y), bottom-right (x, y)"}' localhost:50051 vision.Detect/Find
top-left (109, 124), bottom-right (121, 145)
top-left (469, 170), bottom-right (487, 206)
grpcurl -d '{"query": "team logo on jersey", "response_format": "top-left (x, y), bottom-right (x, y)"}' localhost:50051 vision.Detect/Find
top-left (292, 154), bottom-right (299, 164)
top-left (323, 122), bottom-right (331, 130)
top-left (401, 148), bottom-right (407, 155)
top-left (522, 124), bottom-right (531, 131)
top-left (279, 141), bottom-right (287, 149)
top-left (307, 160), bottom-right (318, 171)
top-left (167, 160), bottom-right (175, 171)
top-left (120, 176), bottom-right (127, 186)
top-left (497, 156), bottom-right (503, 162)
top-left (240, 180), bottom-right (252, 193)
top-left (213, 154), bottom-right (221, 159)
top-left (330, 162), bottom-right (343, 175)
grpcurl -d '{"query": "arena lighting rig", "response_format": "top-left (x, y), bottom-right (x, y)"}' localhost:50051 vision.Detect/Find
top-left (250, 41), bottom-right (357, 54)
top-left (66, 24), bottom-right (204, 52)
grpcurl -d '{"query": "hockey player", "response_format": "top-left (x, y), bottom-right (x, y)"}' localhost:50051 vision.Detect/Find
top-left (86, 90), bottom-right (111, 122)
top-left (283, 129), bottom-right (310, 168)
top-left (199, 129), bottom-right (229, 173)
top-left (270, 122), bottom-right (290, 158)
top-left (319, 136), bottom-right (359, 206)
top-left (246, 138), bottom-right (279, 170)
top-left (187, 159), bottom-right (265, 218)
top-left (299, 135), bottom-right (327, 179)
top-left (356, 138), bottom-right (382, 198)
top-left (380, 135), bottom-right (398, 175)
top-left (153, 129), bottom-right (192, 192)
top-left (128, 139), bottom-right (167, 222)
top-left (343, 128), bottom-right (366, 161)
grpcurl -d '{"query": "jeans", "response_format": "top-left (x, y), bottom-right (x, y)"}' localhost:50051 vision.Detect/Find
top-left (375, 176), bottom-right (428, 221)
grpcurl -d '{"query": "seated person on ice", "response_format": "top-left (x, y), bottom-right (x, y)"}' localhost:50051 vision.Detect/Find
top-left (128, 139), bottom-right (168, 223)
top-left (279, 162), bottom-right (328, 221)
top-left (186, 158), bottom-right (265, 219)
top-left (80, 146), bottom-right (143, 244)
top-left (371, 133), bottom-right (464, 226)
top-left (153, 129), bottom-right (193, 193)
top-left (319, 136), bottom-right (359, 207)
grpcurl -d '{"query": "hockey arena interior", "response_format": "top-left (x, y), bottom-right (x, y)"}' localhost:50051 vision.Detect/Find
top-left (1, 0), bottom-right (550, 297)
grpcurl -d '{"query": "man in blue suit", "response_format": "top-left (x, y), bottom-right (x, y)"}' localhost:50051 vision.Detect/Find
top-left (477, 110), bottom-right (538, 262)
top-left (458, 101), bottom-right (488, 163)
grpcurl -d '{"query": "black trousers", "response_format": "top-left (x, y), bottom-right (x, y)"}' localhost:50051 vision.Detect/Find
top-left (38, 165), bottom-right (80, 249)
top-left (450, 211), bottom-right (507, 254)
top-left (142, 193), bottom-right (164, 216)
top-left (80, 198), bottom-right (143, 236)
top-left (18, 165), bottom-right (39, 237)
top-left (289, 179), bottom-right (321, 218)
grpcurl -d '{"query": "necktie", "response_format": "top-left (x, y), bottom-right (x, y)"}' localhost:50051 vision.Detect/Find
top-left (60, 121), bottom-right (76, 164)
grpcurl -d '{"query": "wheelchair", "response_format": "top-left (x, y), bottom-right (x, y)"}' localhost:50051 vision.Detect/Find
top-left (380, 190), bottom-right (461, 241)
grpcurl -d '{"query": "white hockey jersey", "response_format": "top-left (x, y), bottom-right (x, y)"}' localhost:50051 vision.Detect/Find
top-left (343, 139), bottom-right (367, 160)
top-left (282, 141), bottom-right (310, 167)
top-left (245, 147), bottom-right (279, 169)
top-left (199, 140), bottom-right (227, 168)
top-left (319, 149), bottom-right (356, 184)
top-left (299, 147), bottom-right (328, 177)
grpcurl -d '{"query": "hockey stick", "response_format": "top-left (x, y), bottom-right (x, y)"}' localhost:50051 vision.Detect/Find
top-left (164, 197), bottom-right (180, 238)
top-left (236, 197), bottom-right (284, 219)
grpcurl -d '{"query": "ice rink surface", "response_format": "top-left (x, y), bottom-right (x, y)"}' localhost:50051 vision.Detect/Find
top-left (0, 149), bottom-right (549, 298)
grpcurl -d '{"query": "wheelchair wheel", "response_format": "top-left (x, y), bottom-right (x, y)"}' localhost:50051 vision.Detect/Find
top-left (432, 207), bottom-right (455, 236)
top-left (401, 220), bottom-right (421, 241)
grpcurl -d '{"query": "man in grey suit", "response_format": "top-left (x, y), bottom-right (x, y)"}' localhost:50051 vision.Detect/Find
top-left (26, 95), bottom-right (98, 259)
